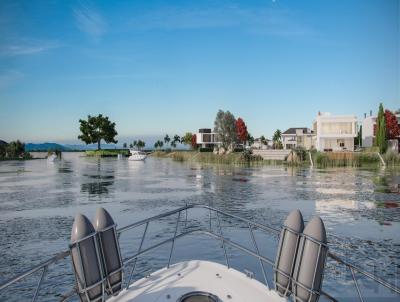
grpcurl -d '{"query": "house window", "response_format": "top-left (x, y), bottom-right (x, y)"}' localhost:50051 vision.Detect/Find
top-left (321, 122), bottom-right (352, 134)
top-left (337, 139), bottom-right (345, 147)
top-left (203, 134), bottom-right (211, 143)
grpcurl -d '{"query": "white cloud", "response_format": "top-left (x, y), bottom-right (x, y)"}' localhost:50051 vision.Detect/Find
top-left (127, 5), bottom-right (313, 37)
top-left (0, 40), bottom-right (61, 56)
top-left (73, 2), bottom-right (107, 41)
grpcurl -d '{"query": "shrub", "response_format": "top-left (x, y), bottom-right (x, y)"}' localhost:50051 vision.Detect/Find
top-left (294, 147), bottom-right (307, 162)
top-left (199, 148), bottom-right (213, 152)
top-left (233, 146), bottom-right (244, 152)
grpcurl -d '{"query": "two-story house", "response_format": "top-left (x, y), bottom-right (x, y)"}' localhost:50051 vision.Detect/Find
top-left (282, 128), bottom-right (314, 150)
top-left (313, 112), bottom-right (358, 151)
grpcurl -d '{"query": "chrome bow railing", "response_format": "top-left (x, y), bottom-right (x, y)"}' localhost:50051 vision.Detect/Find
top-left (0, 204), bottom-right (399, 302)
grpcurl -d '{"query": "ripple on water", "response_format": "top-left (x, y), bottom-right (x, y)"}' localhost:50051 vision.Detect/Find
top-left (0, 155), bottom-right (399, 300)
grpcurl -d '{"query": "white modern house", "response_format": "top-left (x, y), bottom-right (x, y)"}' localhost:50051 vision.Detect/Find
top-left (281, 128), bottom-right (314, 150)
top-left (361, 114), bottom-right (377, 147)
top-left (312, 112), bottom-right (358, 151)
top-left (195, 128), bottom-right (220, 148)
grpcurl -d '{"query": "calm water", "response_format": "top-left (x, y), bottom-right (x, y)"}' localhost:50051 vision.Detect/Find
top-left (0, 153), bottom-right (399, 301)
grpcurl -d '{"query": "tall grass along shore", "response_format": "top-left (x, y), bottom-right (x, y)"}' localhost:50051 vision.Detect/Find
top-left (152, 149), bottom-right (400, 168)
top-left (151, 150), bottom-right (264, 165)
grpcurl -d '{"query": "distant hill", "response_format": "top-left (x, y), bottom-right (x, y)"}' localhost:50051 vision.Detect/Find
top-left (25, 142), bottom-right (123, 151)
top-left (25, 142), bottom-right (71, 152)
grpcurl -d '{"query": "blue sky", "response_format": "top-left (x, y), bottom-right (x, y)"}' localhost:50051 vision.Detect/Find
top-left (0, 0), bottom-right (399, 144)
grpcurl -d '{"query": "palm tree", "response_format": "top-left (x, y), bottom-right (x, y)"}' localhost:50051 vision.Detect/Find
top-left (154, 140), bottom-right (164, 149)
top-left (273, 129), bottom-right (282, 149)
top-left (137, 140), bottom-right (145, 150)
top-left (172, 135), bottom-right (180, 148)
top-left (133, 140), bottom-right (138, 149)
top-left (123, 143), bottom-right (127, 149)
top-left (129, 143), bottom-right (133, 148)
top-left (273, 129), bottom-right (281, 142)
top-left (164, 134), bottom-right (170, 146)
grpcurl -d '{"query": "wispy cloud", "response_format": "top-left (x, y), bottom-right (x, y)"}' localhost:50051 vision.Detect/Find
top-left (127, 5), bottom-right (313, 37)
top-left (0, 70), bottom-right (24, 90)
top-left (73, 1), bottom-right (107, 41)
top-left (0, 40), bottom-right (61, 57)
top-left (72, 72), bottom-right (166, 80)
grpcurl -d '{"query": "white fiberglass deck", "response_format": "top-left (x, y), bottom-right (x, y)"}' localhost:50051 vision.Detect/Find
top-left (109, 260), bottom-right (286, 302)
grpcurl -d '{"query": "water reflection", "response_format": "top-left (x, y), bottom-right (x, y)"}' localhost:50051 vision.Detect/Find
top-left (80, 158), bottom-right (115, 196)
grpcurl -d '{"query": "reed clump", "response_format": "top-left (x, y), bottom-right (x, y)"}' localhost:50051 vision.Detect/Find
top-left (313, 151), bottom-right (380, 168)
top-left (152, 150), bottom-right (263, 165)
top-left (383, 151), bottom-right (400, 166)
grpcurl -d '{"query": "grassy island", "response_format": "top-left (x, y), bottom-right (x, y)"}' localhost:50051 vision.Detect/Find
top-left (85, 149), bottom-right (130, 157)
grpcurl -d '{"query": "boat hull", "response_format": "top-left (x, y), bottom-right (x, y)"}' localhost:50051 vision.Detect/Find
top-left (128, 155), bottom-right (147, 161)
top-left (108, 260), bottom-right (286, 302)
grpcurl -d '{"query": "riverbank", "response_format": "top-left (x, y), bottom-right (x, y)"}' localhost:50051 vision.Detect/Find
top-left (311, 151), bottom-right (400, 168)
top-left (151, 150), bottom-right (400, 168)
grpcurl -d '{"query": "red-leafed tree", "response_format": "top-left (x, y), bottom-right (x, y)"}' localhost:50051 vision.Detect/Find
top-left (191, 134), bottom-right (197, 149)
top-left (236, 118), bottom-right (248, 144)
top-left (385, 109), bottom-right (400, 139)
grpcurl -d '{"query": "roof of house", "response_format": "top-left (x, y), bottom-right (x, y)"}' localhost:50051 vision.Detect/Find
top-left (282, 128), bottom-right (311, 135)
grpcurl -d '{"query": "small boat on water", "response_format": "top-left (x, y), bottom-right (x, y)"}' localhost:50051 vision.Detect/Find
top-left (128, 150), bottom-right (147, 161)
top-left (0, 205), bottom-right (399, 302)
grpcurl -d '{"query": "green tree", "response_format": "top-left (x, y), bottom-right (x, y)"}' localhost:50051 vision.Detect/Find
top-left (260, 135), bottom-right (267, 146)
top-left (137, 140), bottom-right (145, 150)
top-left (2, 140), bottom-right (27, 158)
top-left (181, 132), bottom-right (193, 145)
top-left (129, 143), bottom-right (133, 148)
top-left (78, 114), bottom-right (118, 150)
top-left (375, 103), bottom-right (387, 153)
top-left (247, 133), bottom-right (255, 146)
top-left (123, 143), bottom-right (127, 149)
top-left (214, 110), bottom-right (237, 149)
top-left (357, 126), bottom-right (362, 147)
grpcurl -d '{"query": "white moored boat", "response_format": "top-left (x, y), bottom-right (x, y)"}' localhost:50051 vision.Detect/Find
top-left (128, 150), bottom-right (147, 161)
top-left (1, 205), bottom-right (399, 302)
top-left (47, 153), bottom-right (58, 162)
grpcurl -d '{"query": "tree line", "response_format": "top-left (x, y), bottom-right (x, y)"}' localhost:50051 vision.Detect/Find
top-left (77, 112), bottom-right (273, 151)
top-left (0, 140), bottom-right (31, 160)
